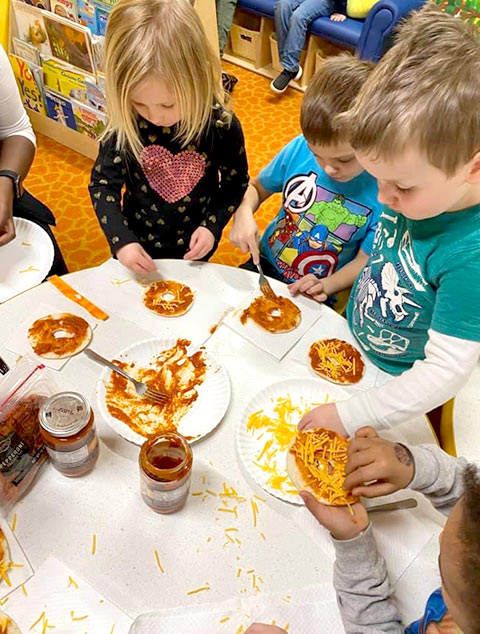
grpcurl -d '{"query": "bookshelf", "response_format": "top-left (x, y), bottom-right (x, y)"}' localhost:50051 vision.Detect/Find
top-left (7, 0), bottom-right (220, 160)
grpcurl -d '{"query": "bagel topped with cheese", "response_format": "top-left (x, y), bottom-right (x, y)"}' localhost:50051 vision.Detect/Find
top-left (143, 280), bottom-right (194, 317)
top-left (240, 295), bottom-right (301, 334)
top-left (287, 428), bottom-right (357, 507)
top-left (0, 610), bottom-right (21, 634)
top-left (309, 338), bottom-right (364, 384)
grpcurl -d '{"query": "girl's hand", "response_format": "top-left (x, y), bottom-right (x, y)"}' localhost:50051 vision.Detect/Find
top-left (301, 492), bottom-right (369, 541)
top-left (116, 242), bottom-right (156, 274)
top-left (289, 274), bottom-right (329, 303)
top-left (184, 227), bottom-right (215, 260)
top-left (245, 625), bottom-right (287, 634)
top-left (298, 402), bottom-right (347, 437)
top-left (229, 205), bottom-right (260, 265)
top-left (330, 12), bottom-right (346, 21)
top-left (344, 426), bottom-right (416, 498)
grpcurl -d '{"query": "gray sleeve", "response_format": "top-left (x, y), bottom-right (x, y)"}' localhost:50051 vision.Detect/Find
top-left (333, 524), bottom-right (404, 634)
top-left (407, 444), bottom-right (468, 515)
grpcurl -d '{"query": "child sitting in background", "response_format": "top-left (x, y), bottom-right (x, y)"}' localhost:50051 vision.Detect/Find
top-left (230, 55), bottom-right (381, 310)
top-left (299, 6), bottom-right (480, 436)
top-left (271, 0), bottom-right (347, 93)
top-left (246, 426), bottom-right (480, 633)
top-left (89, 0), bottom-right (248, 275)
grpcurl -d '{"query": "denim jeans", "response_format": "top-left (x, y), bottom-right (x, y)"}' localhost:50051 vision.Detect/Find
top-left (274, 0), bottom-right (331, 72)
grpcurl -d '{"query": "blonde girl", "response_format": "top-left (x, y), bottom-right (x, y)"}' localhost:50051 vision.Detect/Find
top-left (89, 0), bottom-right (249, 273)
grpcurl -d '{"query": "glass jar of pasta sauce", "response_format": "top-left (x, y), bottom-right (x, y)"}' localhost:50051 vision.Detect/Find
top-left (39, 392), bottom-right (99, 477)
top-left (139, 432), bottom-right (193, 514)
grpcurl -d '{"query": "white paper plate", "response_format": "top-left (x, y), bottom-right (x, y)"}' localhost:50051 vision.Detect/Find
top-left (0, 217), bottom-right (54, 303)
top-left (97, 338), bottom-right (231, 445)
top-left (237, 378), bottom-right (348, 504)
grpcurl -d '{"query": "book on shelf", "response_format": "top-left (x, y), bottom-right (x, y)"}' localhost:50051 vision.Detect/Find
top-left (41, 56), bottom-right (96, 102)
top-left (13, 0), bottom-right (52, 58)
top-left (50, 0), bottom-right (78, 22)
top-left (17, 0), bottom-right (51, 9)
top-left (12, 36), bottom-right (40, 65)
top-left (43, 10), bottom-right (95, 73)
top-left (71, 98), bottom-right (107, 138)
top-left (77, 0), bottom-right (98, 33)
top-left (44, 88), bottom-right (77, 130)
top-left (9, 53), bottom-right (46, 115)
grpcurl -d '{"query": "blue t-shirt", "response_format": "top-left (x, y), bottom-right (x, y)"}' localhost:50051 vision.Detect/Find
top-left (258, 135), bottom-right (382, 283)
top-left (348, 205), bottom-right (480, 374)
top-left (406, 588), bottom-right (463, 633)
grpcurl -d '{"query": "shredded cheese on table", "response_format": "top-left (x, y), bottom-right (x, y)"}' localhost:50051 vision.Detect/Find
top-left (154, 549), bottom-right (164, 573)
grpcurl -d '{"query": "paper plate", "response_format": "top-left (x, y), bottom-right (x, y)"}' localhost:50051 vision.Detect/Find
top-left (236, 378), bottom-right (348, 504)
top-left (97, 338), bottom-right (231, 445)
top-left (0, 217), bottom-right (55, 303)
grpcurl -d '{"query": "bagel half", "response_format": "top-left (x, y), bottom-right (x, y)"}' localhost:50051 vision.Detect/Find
top-left (309, 338), bottom-right (364, 385)
top-left (240, 295), bottom-right (301, 334)
top-left (287, 429), bottom-right (357, 506)
top-left (143, 280), bottom-right (194, 317)
top-left (28, 313), bottom-right (92, 359)
top-left (0, 610), bottom-right (22, 634)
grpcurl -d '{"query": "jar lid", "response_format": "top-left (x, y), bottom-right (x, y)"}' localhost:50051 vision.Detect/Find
top-left (39, 392), bottom-right (91, 437)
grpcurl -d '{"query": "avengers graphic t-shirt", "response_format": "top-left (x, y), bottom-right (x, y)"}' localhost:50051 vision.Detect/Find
top-left (406, 588), bottom-right (463, 634)
top-left (258, 135), bottom-right (382, 282)
top-left (348, 204), bottom-right (480, 375)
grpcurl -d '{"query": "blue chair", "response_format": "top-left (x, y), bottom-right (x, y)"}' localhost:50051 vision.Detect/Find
top-left (237, 0), bottom-right (427, 60)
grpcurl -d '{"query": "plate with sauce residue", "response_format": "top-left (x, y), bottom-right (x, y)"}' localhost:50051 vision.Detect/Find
top-left (97, 338), bottom-right (230, 445)
top-left (236, 378), bottom-right (348, 504)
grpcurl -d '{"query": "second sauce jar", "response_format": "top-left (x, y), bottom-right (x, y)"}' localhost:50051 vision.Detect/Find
top-left (139, 432), bottom-right (193, 514)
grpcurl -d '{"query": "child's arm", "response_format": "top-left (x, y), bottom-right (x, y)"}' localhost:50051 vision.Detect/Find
top-left (345, 427), bottom-right (469, 516)
top-left (229, 177), bottom-right (273, 264)
top-left (301, 494), bottom-right (404, 634)
top-left (299, 329), bottom-right (480, 437)
top-left (289, 247), bottom-right (368, 303)
top-left (89, 137), bottom-right (155, 273)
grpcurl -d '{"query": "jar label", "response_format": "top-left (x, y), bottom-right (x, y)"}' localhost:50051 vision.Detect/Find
top-left (141, 476), bottom-right (191, 510)
top-left (47, 444), bottom-right (90, 466)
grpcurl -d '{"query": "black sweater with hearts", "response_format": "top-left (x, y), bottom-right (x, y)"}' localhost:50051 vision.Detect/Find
top-left (89, 110), bottom-right (249, 259)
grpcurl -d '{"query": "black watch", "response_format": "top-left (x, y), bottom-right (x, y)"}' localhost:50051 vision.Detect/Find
top-left (0, 170), bottom-right (22, 198)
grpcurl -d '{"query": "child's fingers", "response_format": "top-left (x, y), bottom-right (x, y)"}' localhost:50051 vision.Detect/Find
top-left (0, 218), bottom-right (15, 246)
top-left (347, 436), bottom-right (378, 457)
top-left (139, 251), bottom-right (156, 272)
top-left (248, 236), bottom-right (260, 264)
top-left (344, 447), bottom-right (376, 477)
top-left (351, 481), bottom-right (395, 499)
top-left (289, 275), bottom-right (315, 295)
top-left (355, 426), bottom-right (378, 439)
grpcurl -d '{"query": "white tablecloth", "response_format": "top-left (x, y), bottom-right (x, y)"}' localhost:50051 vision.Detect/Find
top-left (0, 259), bottom-right (445, 631)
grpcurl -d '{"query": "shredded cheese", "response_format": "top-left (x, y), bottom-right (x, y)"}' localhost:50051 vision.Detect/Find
top-left (70, 611), bottom-right (88, 621)
top-left (67, 575), bottom-right (79, 589)
top-left (11, 513), bottom-right (17, 532)
top-left (29, 611), bottom-right (46, 631)
top-left (219, 616), bottom-right (230, 623)
top-left (91, 534), bottom-right (97, 555)
top-left (154, 549), bottom-right (165, 573)
top-left (186, 583), bottom-right (210, 595)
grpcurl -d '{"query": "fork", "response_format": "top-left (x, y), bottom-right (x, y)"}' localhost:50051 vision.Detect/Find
top-left (84, 348), bottom-right (170, 405)
top-left (256, 261), bottom-right (277, 300)
top-left (366, 498), bottom-right (418, 514)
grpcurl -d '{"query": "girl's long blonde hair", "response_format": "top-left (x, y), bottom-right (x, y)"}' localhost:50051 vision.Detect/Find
top-left (103, 0), bottom-right (226, 161)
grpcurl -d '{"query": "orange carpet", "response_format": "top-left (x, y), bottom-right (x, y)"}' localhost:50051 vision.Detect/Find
top-left (24, 62), bottom-right (303, 272)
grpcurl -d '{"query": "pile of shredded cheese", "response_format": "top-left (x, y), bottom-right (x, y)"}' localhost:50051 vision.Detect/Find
top-left (290, 429), bottom-right (357, 508)
top-left (246, 394), bottom-right (325, 496)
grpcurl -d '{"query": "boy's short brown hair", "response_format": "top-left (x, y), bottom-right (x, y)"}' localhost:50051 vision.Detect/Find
top-left (339, 5), bottom-right (480, 176)
top-left (460, 465), bottom-right (480, 633)
top-left (300, 54), bottom-right (374, 146)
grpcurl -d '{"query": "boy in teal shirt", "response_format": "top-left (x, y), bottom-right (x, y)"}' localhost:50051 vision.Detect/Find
top-left (297, 5), bottom-right (480, 437)
top-left (230, 55), bottom-right (381, 309)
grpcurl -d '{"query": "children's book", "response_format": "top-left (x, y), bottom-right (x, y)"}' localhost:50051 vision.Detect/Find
top-left (85, 79), bottom-right (106, 112)
top-left (18, 0), bottom-right (51, 9)
top-left (12, 1), bottom-right (52, 57)
top-left (12, 36), bottom-right (40, 65)
top-left (43, 10), bottom-right (95, 73)
top-left (93, 1), bottom-right (110, 36)
top-left (71, 98), bottom-right (107, 138)
top-left (91, 34), bottom-right (105, 72)
top-left (50, 0), bottom-right (78, 22)
top-left (41, 56), bottom-right (95, 104)
top-left (8, 54), bottom-right (46, 115)
top-left (44, 88), bottom-right (77, 130)
top-left (77, 0), bottom-right (98, 34)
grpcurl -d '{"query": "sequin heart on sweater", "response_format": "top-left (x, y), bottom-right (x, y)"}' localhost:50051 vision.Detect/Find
top-left (140, 145), bottom-right (206, 203)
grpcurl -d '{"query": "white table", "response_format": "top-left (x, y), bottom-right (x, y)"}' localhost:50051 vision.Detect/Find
top-left (0, 259), bottom-right (444, 630)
